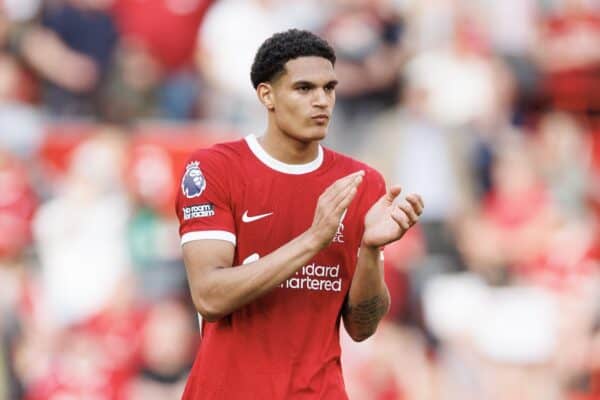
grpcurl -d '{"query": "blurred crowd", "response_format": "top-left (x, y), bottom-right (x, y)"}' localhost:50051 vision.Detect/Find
top-left (0, 0), bottom-right (599, 399)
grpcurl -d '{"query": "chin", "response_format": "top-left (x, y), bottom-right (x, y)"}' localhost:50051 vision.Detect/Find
top-left (286, 128), bottom-right (327, 143)
top-left (310, 128), bottom-right (328, 141)
top-left (307, 126), bottom-right (329, 140)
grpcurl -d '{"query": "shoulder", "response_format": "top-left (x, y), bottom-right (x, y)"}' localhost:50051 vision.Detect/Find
top-left (179, 138), bottom-right (248, 198)
top-left (178, 139), bottom-right (248, 208)
top-left (184, 138), bottom-right (248, 170)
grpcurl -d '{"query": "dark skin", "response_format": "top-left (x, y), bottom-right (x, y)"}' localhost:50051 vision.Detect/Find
top-left (182, 56), bottom-right (424, 340)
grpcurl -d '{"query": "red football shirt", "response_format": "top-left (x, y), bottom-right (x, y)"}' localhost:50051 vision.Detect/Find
top-left (175, 135), bottom-right (386, 399)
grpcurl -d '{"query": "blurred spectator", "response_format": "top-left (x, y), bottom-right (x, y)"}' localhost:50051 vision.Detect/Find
top-left (536, 0), bottom-right (600, 119)
top-left (127, 207), bottom-right (186, 302)
top-left (13, 275), bottom-right (145, 399)
top-left (578, 311), bottom-right (600, 399)
top-left (485, 0), bottom-right (539, 59)
top-left (42, 0), bottom-right (118, 116)
top-left (2, 0), bottom-right (41, 23)
top-left (125, 300), bottom-right (196, 400)
top-left (0, 153), bottom-right (38, 259)
top-left (0, 152), bottom-right (38, 400)
top-left (0, 83), bottom-right (44, 158)
top-left (590, 127), bottom-right (600, 230)
top-left (0, 9), bottom-right (43, 158)
top-left (456, 134), bottom-right (560, 284)
top-left (112, 0), bottom-right (212, 72)
top-left (111, 0), bottom-right (214, 120)
top-left (363, 81), bottom-right (469, 229)
top-left (342, 321), bottom-right (435, 400)
top-left (484, 0), bottom-right (543, 125)
top-left (322, 0), bottom-right (406, 153)
top-left (100, 38), bottom-right (163, 121)
top-left (381, 227), bottom-right (426, 322)
top-left (13, 0), bottom-right (119, 117)
top-left (532, 111), bottom-right (591, 219)
top-left (32, 130), bottom-right (131, 327)
top-left (398, 0), bottom-right (456, 52)
top-left (402, 16), bottom-right (504, 128)
top-left (424, 274), bottom-right (564, 400)
top-left (197, 0), bottom-right (321, 132)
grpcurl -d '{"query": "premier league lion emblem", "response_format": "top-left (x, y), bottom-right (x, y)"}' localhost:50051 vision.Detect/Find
top-left (181, 161), bottom-right (206, 199)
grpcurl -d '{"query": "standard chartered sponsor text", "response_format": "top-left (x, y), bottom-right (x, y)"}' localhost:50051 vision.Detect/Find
top-left (281, 262), bottom-right (342, 292)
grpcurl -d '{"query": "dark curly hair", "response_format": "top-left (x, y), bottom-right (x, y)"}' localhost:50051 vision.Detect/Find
top-left (250, 29), bottom-right (336, 89)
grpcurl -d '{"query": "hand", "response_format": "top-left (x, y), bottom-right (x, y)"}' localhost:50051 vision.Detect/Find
top-left (308, 171), bottom-right (364, 249)
top-left (362, 186), bottom-right (424, 248)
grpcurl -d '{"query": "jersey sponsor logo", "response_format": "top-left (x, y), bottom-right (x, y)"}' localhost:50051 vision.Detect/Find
top-left (241, 210), bottom-right (273, 223)
top-left (183, 203), bottom-right (215, 220)
top-left (280, 262), bottom-right (342, 292)
top-left (181, 161), bottom-right (206, 198)
top-left (241, 252), bottom-right (343, 293)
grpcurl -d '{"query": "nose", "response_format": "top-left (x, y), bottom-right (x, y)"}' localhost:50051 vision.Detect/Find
top-left (312, 88), bottom-right (329, 109)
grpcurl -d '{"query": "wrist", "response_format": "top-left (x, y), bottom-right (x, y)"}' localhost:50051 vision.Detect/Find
top-left (360, 240), bottom-right (380, 254)
top-left (302, 227), bottom-right (327, 253)
top-left (358, 242), bottom-right (381, 261)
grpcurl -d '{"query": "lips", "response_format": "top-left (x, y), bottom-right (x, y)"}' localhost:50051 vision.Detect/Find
top-left (311, 114), bottom-right (329, 123)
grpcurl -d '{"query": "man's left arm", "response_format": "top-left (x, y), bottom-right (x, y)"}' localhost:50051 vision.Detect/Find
top-left (343, 186), bottom-right (424, 342)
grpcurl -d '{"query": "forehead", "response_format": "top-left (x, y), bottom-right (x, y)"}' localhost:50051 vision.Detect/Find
top-left (279, 56), bottom-right (336, 84)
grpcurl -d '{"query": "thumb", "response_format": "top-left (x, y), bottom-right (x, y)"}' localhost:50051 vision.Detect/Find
top-left (384, 185), bottom-right (402, 204)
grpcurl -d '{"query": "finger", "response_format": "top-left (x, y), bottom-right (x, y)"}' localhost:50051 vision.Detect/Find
top-left (334, 173), bottom-right (364, 213)
top-left (332, 171), bottom-right (364, 190)
top-left (321, 171), bottom-right (364, 203)
top-left (398, 202), bottom-right (419, 224)
top-left (407, 193), bottom-right (424, 211)
top-left (390, 208), bottom-right (411, 230)
top-left (336, 186), bottom-right (359, 216)
top-left (385, 185), bottom-right (402, 204)
top-left (317, 175), bottom-right (360, 227)
top-left (406, 195), bottom-right (424, 216)
top-left (329, 173), bottom-right (363, 209)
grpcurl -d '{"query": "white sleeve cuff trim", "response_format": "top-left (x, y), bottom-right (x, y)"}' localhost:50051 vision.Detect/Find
top-left (181, 230), bottom-right (236, 246)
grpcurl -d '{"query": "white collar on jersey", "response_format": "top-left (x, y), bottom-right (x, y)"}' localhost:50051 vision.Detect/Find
top-left (244, 134), bottom-right (324, 175)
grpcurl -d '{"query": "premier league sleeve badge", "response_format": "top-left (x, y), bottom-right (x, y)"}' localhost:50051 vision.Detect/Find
top-left (181, 161), bottom-right (207, 199)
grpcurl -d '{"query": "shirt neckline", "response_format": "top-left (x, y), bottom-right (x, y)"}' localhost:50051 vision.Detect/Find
top-left (244, 134), bottom-right (324, 175)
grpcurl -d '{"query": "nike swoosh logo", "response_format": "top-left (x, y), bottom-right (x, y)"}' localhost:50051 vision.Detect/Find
top-left (242, 210), bottom-right (273, 223)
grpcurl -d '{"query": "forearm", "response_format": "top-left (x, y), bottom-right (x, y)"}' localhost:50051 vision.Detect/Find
top-left (188, 230), bottom-right (322, 321)
top-left (19, 26), bottom-right (98, 92)
top-left (343, 244), bottom-right (390, 341)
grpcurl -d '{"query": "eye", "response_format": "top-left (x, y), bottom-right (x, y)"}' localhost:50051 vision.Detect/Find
top-left (297, 85), bottom-right (310, 93)
top-left (324, 85), bottom-right (335, 93)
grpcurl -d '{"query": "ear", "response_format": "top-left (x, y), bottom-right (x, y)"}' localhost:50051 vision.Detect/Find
top-left (257, 82), bottom-right (275, 111)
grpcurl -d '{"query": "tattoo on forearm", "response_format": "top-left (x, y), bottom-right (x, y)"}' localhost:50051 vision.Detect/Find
top-left (343, 295), bottom-right (389, 340)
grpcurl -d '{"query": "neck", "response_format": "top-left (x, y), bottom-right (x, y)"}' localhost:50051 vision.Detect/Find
top-left (259, 125), bottom-right (320, 165)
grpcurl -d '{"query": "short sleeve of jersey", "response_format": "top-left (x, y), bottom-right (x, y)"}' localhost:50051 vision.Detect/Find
top-left (175, 149), bottom-right (236, 246)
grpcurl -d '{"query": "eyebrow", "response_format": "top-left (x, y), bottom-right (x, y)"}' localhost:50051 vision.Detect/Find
top-left (292, 80), bottom-right (339, 87)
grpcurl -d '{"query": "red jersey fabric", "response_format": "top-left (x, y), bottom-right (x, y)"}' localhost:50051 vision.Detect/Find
top-left (175, 135), bottom-right (386, 399)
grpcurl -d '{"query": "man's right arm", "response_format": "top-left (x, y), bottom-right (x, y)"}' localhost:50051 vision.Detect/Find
top-left (182, 171), bottom-right (365, 322)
